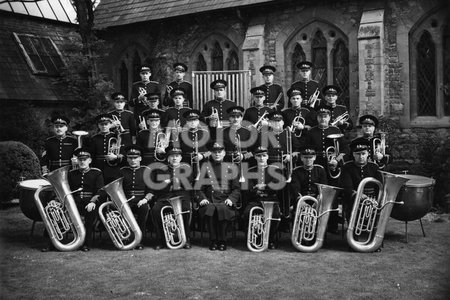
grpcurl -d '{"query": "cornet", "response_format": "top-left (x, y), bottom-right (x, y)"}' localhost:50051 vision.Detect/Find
top-left (111, 115), bottom-right (125, 133)
top-left (155, 132), bottom-right (169, 162)
top-left (206, 107), bottom-right (222, 128)
top-left (252, 111), bottom-right (269, 132)
top-left (138, 116), bottom-right (147, 131)
top-left (138, 87), bottom-right (151, 107)
top-left (330, 112), bottom-right (349, 127)
top-left (373, 132), bottom-right (386, 157)
top-left (166, 119), bottom-right (181, 142)
top-left (107, 133), bottom-right (122, 166)
top-left (325, 133), bottom-right (344, 179)
top-left (308, 88), bottom-right (320, 108)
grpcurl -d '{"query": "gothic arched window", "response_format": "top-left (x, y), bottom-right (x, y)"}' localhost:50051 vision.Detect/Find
top-left (333, 40), bottom-right (349, 107)
top-left (416, 31), bottom-right (436, 116)
top-left (196, 54), bottom-right (207, 71)
top-left (311, 30), bottom-right (327, 89)
top-left (292, 44), bottom-right (306, 83)
top-left (212, 42), bottom-right (224, 71)
top-left (227, 50), bottom-right (239, 70)
top-left (132, 51), bottom-right (142, 82)
top-left (119, 61), bottom-right (128, 97)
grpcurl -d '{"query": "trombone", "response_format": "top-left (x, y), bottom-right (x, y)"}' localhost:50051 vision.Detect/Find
top-left (284, 126), bottom-right (293, 183)
top-left (233, 134), bottom-right (245, 183)
top-left (330, 112), bottom-right (349, 127)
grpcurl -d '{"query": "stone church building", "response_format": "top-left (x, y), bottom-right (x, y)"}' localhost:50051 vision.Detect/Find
top-left (95, 0), bottom-right (449, 202)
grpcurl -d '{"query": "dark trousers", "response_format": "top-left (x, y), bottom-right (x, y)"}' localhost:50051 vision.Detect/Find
top-left (151, 199), bottom-right (191, 244)
top-left (130, 203), bottom-right (150, 239)
top-left (203, 213), bottom-right (228, 243)
top-left (76, 201), bottom-right (97, 247)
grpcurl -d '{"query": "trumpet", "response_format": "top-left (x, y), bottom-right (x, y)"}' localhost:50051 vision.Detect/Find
top-left (98, 178), bottom-right (142, 250)
top-left (155, 132), bottom-right (169, 162)
top-left (325, 133), bottom-right (344, 179)
top-left (247, 201), bottom-right (281, 252)
top-left (308, 88), bottom-right (320, 108)
top-left (206, 107), bottom-right (222, 128)
top-left (191, 132), bottom-right (201, 181)
top-left (252, 111), bottom-right (269, 132)
top-left (346, 171), bottom-right (407, 252)
top-left (233, 134), bottom-right (245, 183)
top-left (71, 130), bottom-right (88, 169)
top-left (107, 133), bottom-right (122, 166)
top-left (161, 196), bottom-right (190, 249)
top-left (166, 85), bottom-right (173, 94)
top-left (111, 115), bottom-right (125, 133)
top-left (291, 184), bottom-right (341, 252)
top-left (138, 116), bottom-right (147, 131)
top-left (138, 87), bottom-right (151, 107)
top-left (34, 166), bottom-right (86, 251)
top-left (330, 112), bottom-right (349, 127)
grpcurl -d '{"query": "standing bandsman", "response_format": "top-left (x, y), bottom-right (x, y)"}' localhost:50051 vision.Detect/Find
top-left (322, 85), bottom-right (353, 133)
top-left (283, 88), bottom-right (315, 138)
top-left (257, 65), bottom-right (285, 111)
top-left (90, 114), bottom-right (123, 184)
top-left (150, 147), bottom-right (193, 250)
top-left (290, 61), bottom-right (321, 109)
top-left (119, 145), bottom-right (154, 250)
top-left (109, 92), bottom-right (137, 146)
top-left (351, 115), bottom-right (391, 169)
top-left (197, 142), bottom-right (241, 251)
top-left (201, 79), bottom-right (235, 139)
top-left (163, 63), bottom-right (193, 108)
top-left (243, 87), bottom-right (274, 128)
top-left (165, 88), bottom-right (190, 143)
top-left (68, 148), bottom-right (105, 252)
top-left (41, 116), bottom-right (78, 174)
top-left (136, 109), bottom-right (167, 165)
top-left (129, 65), bottom-right (162, 123)
top-left (244, 147), bottom-right (284, 249)
top-left (220, 106), bottom-right (255, 163)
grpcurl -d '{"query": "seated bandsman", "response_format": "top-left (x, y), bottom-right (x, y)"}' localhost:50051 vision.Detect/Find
top-left (90, 114), bottom-right (123, 184)
top-left (321, 85), bottom-right (353, 133)
top-left (136, 109), bottom-right (167, 165)
top-left (119, 145), bottom-right (154, 250)
top-left (243, 87), bottom-right (274, 129)
top-left (177, 109), bottom-right (210, 171)
top-left (197, 142), bottom-right (240, 251)
top-left (257, 65), bottom-right (285, 110)
top-left (41, 116), bottom-right (78, 174)
top-left (164, 88), bottom-right (190, 143)
top-left (283, 87), bottom-right (315, 136)
top-left (340, 140), bottom-right (382, 223)
top-left (244, 146), bottom-right (283, 250)
top-left (163, 63), bottom-right (193, 108)
top-left (109, 92), bottom-right (137, 146)
top-left (219, 106), bottom-right (255, 163)
top-left (351, 115), bottom-right (391, 169)
top-left (150, 147), bottom-right (193, 250)
top-left (68, 148), bottom-right (105, 252)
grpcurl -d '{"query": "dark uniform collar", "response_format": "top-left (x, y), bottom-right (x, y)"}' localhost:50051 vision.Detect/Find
top-left (80, 167), bottom-right (91, 174)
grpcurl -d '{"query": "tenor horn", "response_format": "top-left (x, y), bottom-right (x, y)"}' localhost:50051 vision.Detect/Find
top-left (247, 201), bottom-right (281, 252)
top-left (98, 178), bottom-right (142, 250)
top-left (106, 133), bottom-right (122, 166)
top-left (34, 166), bottom-right (86, 251)
top-left (161, 196), bottom-right (190, 249)
top-left (346, 171), bottom-right (408, 252)
top-left (291, 184), bottom-right (341, 252)
top-left (325, 133), bottom-right (344, 179)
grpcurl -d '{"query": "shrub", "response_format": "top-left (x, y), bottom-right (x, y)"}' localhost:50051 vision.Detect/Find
top-left (0, 141), bottom-right (41, 202)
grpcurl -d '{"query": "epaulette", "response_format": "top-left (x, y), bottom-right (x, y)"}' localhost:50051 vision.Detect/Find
top-left (123, 109), bottom-right (134, 114)
top-left (267, 164), bottom-right (280, 169)
top-left (140, 165), bottom-right (152, 171)
top-left (149, 80), bottom-right (159, 84)
top-left (314, 164), bottom-right (325, 169)
top-left (120, 166), bottom-right (132, 171)
top-left (90, 167), bottom-right (102, 172)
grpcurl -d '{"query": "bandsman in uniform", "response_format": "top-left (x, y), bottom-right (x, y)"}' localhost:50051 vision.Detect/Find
top-left (164, 88), bottom-right (190, 143)
top-left (41, 116), bottom-right (78, 174)
top-left (150, 147), bottom-right (193, 250)
top-left (109, 92), bottom-right (137, 146)
top-left (244, 146), bottom-right (284, 249)
top-left (138, 92), bottom-right (168, 129)
top-left (136, 109), bottom-right (167, 165)
top-left (257, 65), bottom-right (285, 111)
top-left (351, 115), bottom-right (391, 170)
top-left (282, 87), bottom-right (315, 138)
top-left (163, 63), bottom-right (193, 108)
top-left (290, 61), bottom-right (321, 110)
top-left (201, 79), bottom-right (235, 140)
top-left (68, 148), bottom-right (105, 251)
top-left (129, 65), bottom-right (162, 123)
top-left (90, 114), bottom-right (123, 184)
top-left (119, 145), bottom-right (154, 250)
top-left (243, 87), bottom-right (274, 129)
top-left (321, 85), bottom-right (353, 133)
top-left (197, 142), bottom-right (241, 251)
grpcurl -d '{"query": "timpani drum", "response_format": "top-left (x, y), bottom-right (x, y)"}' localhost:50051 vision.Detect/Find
top-left (18, 179), bottom-right (51, 221)
top-left (391, 175), bottom-right (435, 222)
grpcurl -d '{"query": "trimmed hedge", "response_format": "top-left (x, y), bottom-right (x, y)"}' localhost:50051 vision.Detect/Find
top-left (0, 141), bottom-right (41, 202)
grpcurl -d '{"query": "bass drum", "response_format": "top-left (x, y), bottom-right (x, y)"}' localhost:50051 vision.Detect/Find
top-left (391, 175), bottom-right (435, 222)
top-left (19, 179), bottom-right (52, 221)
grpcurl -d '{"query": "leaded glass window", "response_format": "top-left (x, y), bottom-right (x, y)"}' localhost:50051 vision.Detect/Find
top-left (212, 42), bottom-right (223, 71)
top-left (333, 40), bottom-right (350, 107)
top-left (227, 50), bottom-right (239, 70)
top-left (416, 31), bottom-right (436, 116)
top-left (311, 30), bottom-right (327, 90)
top-left (292, 43), bottom-right (306, 83)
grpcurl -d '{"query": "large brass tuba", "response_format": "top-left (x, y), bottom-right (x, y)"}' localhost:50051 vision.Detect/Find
top-left (291, 184), bottom-right (342, 252)
top-left (161, 196), bottom-right (190, 249)
top-left (34, 166), bottom-right (86, 251)
top-left (346, 171), bottom-right (408, 252)
top-left (247, 201), bottom-right (281, 252)
top-left (98, 178), bottom-right (142, 250)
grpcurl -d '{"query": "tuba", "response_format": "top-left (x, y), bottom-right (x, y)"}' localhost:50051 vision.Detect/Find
top-left (346, 171), bottom-right (408, 252)
top-left (160, 196), bottom-right (190, 249)
top-left (34, 166), bottom-right (86, 251)
top-left (247, 201), bottom-right (281, 252)
top-left (98, 178), bottom-right (142, 250)
top-left (291, 184), bottom-right (342, 252)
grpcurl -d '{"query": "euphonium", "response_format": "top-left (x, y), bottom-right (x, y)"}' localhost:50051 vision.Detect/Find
top-left (325, 133), bottom-right (344, 179)
top-left (346, 171), bottom-right (408, 252)
top-left (34, 166), bottom-right (86, 251)
top-left (247, 201), bottom-right (281, 252)
top-left (160, 196), bottom-right (189, 249)
top-left (98, 178), bottom-right (142, 250)
top-left (291, 184), bottom-right (342, 252)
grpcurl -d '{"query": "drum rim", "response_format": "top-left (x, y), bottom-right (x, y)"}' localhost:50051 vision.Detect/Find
top-left (402, 174), bottom-right (435, 188)
top-left (19, 179), bottom-right (50, 189)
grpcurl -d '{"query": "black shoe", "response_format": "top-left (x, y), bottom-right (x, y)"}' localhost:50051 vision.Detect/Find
top-left (184, 242), bottom-right (192, 249)
top-left (218, 243), bottom-right (227, 251)
top-left (135, 244), bottom-right (144, 250)
top-left (375, 248), bottom-right (382, 253)
top-left (81, 246), bottom-right (90, 252)
top-left (268, 242), bottom-right (276, 250)
top-left (209, 242), bottom-right (217, 251)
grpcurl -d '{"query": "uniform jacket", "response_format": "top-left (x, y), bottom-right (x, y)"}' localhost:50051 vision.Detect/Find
top-left (258, 83), bottom-right (285, 110)
top-left (41, 135), bottom-right (78, 171)
top-left (108, 109), bottom-right (137, 146)
top-left (290, 164), bottom-right (328, 198)
top-left (129, 80), bottom-right (162, 117)
top-left (163, 81), bottom-right (193, 108)
top-left (68, 168), bottom-right (105, 203)
top-left (340, 161), bottom-right (381, 199)
top-left (119, 165), bottom-right (153, 202)
top-left (247, 164), bottom-right (283, 201)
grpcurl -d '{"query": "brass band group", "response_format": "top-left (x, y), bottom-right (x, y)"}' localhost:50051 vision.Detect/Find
top-left (37, 61), bottom-right (407, 254)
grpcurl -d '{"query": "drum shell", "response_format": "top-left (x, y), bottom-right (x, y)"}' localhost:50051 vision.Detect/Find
top-left (391, 175), bottom-right (435, 222)
top-left (19, 180), bottom-right (52, 221)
